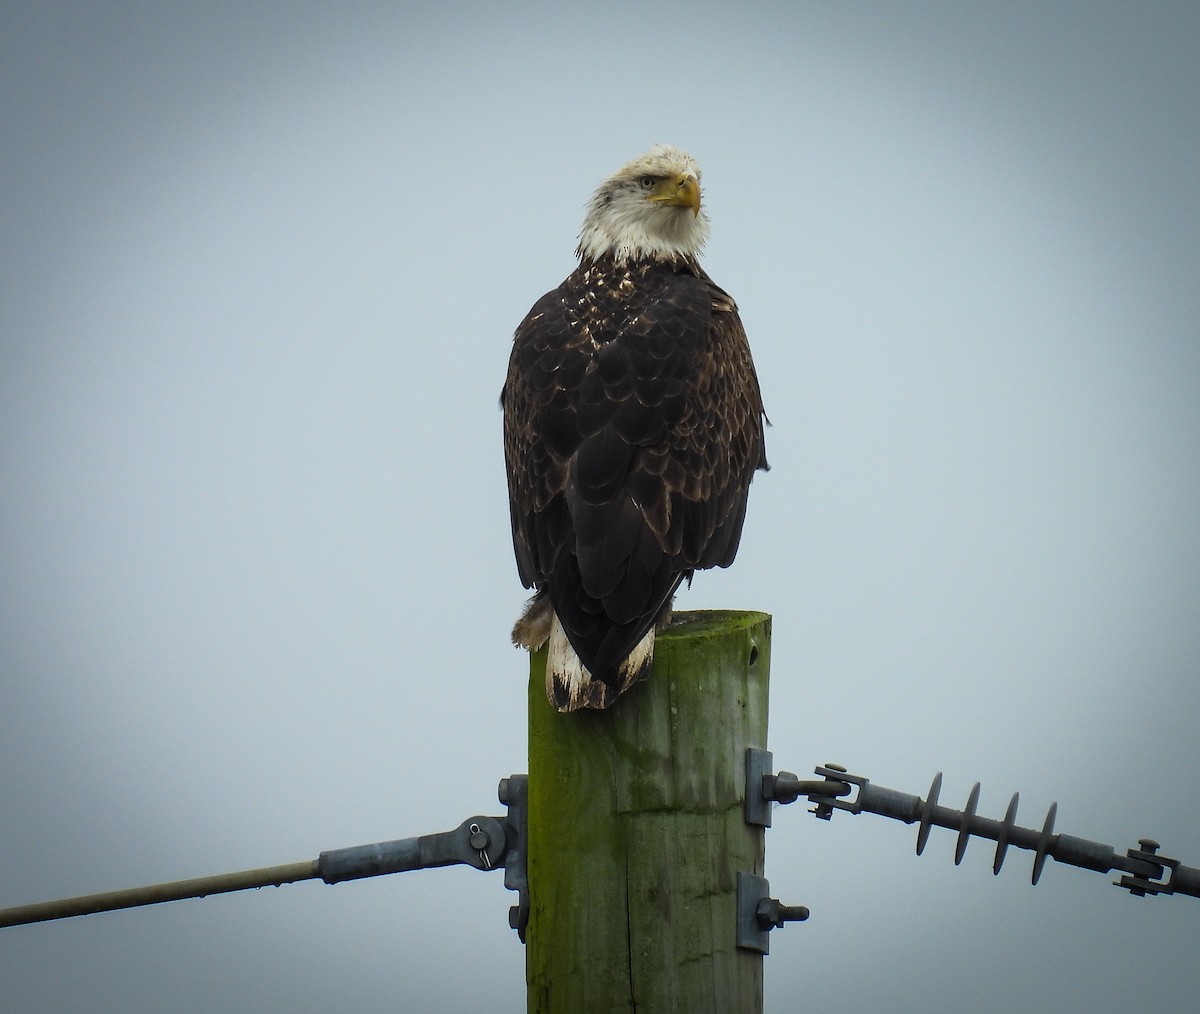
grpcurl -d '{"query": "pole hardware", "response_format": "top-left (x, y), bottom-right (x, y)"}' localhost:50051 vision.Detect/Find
top-left (744, 751), bottom-right (1200, 900)
top-left (1117, 838), bottom-right (1182, 898)
top-left (735, 872), bottom-right (808, 955)
top-left (743, 748), bottom-right (852, 827)
top-left (316, 815), bottom-right (507, 883)
top-left (0, 774), bottom-right (530, 931)
top-left (498, 774), bottom-right (529, 940)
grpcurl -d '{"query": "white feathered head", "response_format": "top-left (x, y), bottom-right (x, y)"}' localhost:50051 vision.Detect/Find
top-left (576, 144), bottom-right (710, 264)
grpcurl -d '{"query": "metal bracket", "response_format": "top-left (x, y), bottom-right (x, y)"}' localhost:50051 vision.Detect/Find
top-left (743, 748), bottom-right (855, 827)
top-left (735, 871), bottom-right (809, 954)
top-left (744, 748), bottom-right (775, 826)
top-left (498, 774), bottom-right (529, 940)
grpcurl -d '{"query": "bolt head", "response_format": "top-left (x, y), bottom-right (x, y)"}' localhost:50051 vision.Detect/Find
top-left (755, 897), bottom-right (783, 929)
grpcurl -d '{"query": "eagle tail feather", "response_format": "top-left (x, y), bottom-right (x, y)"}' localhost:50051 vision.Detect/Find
top-left (546, 614), bottom-right (653, 711)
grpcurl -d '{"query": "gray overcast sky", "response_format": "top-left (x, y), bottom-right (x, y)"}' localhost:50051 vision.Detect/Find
top-left (2, 2), bottom-right (1198, 1011)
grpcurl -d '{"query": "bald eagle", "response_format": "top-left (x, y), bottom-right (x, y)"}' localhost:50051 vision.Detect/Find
top-left (502, 145), bottom-right (767, 711)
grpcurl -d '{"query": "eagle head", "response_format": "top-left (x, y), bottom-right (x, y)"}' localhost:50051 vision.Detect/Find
top-left (576, 144), bottom-right (711, 264)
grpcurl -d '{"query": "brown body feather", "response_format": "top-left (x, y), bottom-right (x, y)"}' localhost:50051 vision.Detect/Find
top-left (502, 252), bottom-right (767, 709)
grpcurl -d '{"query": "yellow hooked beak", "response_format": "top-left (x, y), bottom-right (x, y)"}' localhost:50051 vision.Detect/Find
top-left (649, 173), bottom-right (702, 216)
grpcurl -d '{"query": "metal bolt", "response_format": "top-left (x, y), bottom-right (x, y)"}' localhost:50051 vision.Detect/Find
top-left (755, 897), bottom-right (810, 929)
top-left (498, 778), bottom-right (510, 805)
top-left (812, 763), bottom-right (848, 818)
top-left (1138, 838), bottom-right (1160, 854)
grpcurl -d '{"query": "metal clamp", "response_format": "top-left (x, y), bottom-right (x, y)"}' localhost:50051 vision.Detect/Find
top-left (317, 815), bottom-right (507, 883)
top-left (1116, 839), bottom-right (1182, 898)
top-left (735, 872), bottom-right (808, 954)
top-left (317, 772), bottom-right (529, 939)
top-left (743, 748), bottom-right (854, 827)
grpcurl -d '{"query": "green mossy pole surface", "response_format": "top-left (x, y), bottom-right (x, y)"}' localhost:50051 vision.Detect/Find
top-left (526, 610), bottom-right (771, 1014)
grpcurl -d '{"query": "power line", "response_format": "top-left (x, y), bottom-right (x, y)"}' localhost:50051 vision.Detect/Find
top-left (0, 779), bottom-right (528, 932)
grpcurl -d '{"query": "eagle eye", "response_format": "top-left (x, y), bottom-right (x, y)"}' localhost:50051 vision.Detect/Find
top-left (638, 175), bottom-right (657, 190)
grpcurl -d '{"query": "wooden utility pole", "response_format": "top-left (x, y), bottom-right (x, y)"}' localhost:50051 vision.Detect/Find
top-left (525, 610), bottom-right (771, 1014)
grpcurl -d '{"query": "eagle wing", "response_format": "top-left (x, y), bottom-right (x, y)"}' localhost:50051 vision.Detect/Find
top-left (502, 260), bottom-right (766, 682)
